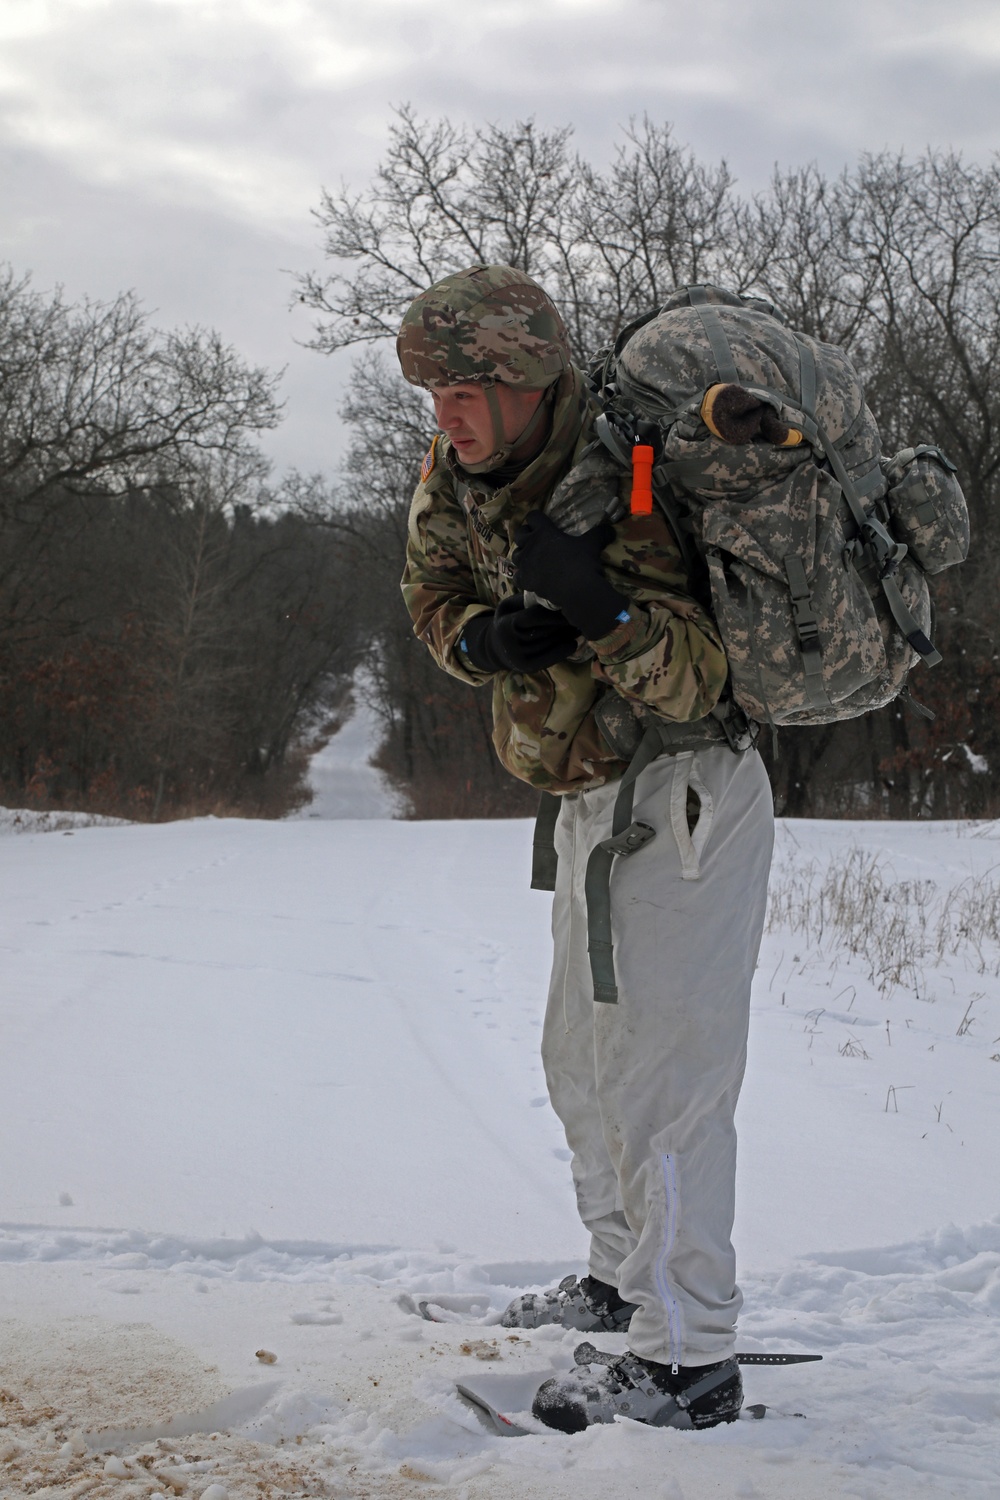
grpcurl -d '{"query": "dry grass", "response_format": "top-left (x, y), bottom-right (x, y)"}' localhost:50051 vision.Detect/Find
top-left (767, 846), bottom-right (1000, 997)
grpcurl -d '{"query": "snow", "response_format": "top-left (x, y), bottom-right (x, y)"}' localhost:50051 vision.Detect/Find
top-left (961, 744), bottom-right (989, 775)
top-left (1, 792), bottom-right (999, 1497)
top-left (298, 697), bottom-right (401, 820)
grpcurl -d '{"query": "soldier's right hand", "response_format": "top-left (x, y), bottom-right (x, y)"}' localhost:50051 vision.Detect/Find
top-left (459, 594), bottom-right (581, 674)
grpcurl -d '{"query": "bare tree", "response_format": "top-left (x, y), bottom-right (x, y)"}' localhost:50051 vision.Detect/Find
top-left (570, 118), bottom-right (739, 347)
top-left (297, 107), bottom-right (577, 352)
top-left (0, 267), bottom-right (279, 506)
top-left (731, 165), bottom-right (875, 346)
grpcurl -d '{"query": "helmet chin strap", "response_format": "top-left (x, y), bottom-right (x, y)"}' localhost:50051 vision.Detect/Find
top-left (459, 379), bottom-right (549, 475)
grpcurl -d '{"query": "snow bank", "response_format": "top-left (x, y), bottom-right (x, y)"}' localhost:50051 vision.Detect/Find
top-left (0, 805), bottom-right (129, 835)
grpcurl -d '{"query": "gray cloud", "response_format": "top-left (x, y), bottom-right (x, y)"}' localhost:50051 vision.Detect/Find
top-left (1, 0), bottom-right (999, 476)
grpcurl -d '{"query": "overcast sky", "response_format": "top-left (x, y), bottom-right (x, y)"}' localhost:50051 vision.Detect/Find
top-left (2, 0), bottom-right (1000, 477)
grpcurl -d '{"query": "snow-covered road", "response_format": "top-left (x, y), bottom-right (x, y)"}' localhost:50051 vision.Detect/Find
top-left (1, 817), bottom-right (575, 1256)
top-left (1, 810), bottom-right (999, 1497)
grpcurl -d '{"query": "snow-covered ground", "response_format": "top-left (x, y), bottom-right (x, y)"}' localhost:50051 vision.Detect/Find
top-left (297, 698), bottom-right (401, 821)
top-left (1, 793), bottom-right (999, 1497)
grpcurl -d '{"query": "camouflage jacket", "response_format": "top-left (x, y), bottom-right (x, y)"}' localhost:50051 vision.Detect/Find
top-left (400, 368), bottom-right (729, 793)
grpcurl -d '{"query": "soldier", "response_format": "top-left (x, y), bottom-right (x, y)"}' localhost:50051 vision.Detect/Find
top-left (397, 265), bottom-right (774, 1432)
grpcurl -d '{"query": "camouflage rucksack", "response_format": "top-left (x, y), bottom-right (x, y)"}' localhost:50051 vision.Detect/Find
top-left (588, 285), bottom-right (969, 727)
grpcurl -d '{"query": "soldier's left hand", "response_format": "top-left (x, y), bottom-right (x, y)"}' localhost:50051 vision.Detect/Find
top-left (513, 512), bottom-right (630, 642)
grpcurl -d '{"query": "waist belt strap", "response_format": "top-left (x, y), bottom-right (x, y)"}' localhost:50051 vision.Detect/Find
top-left (584, 724), bottom-right (667, 1004)
top-left (530, 791), bottom-right (562, 892)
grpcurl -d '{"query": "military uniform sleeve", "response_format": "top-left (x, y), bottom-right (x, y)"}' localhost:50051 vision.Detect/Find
top-left (586, 511), bottom-right (729, 722)
top-left (400, 470), bottom-right (495, 686)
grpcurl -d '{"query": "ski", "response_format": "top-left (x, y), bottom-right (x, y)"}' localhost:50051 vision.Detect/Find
top-left (455, 1355), bottom-right (819, 1436)
top-left (456, 1382), bottom-right (533, 1436)
top-left (455, 1383), bottom-right (808, 1435)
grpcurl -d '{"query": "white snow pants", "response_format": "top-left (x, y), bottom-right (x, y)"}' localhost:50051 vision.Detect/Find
top-left (542, 743), bottom-right (774, 1367)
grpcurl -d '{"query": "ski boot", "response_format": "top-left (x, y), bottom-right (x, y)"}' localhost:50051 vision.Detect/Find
top-left (500, 1274), bottom-right (637, 1332)
top-left (531, 1340), bottom-right (743, 1432)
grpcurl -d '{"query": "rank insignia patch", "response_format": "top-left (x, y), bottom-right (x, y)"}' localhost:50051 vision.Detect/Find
top-left (420, 435), bottom-right (439, 483)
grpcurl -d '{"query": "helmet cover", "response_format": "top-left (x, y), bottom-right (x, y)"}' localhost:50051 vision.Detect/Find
top-left (397, 264), bottom-right (571, 389)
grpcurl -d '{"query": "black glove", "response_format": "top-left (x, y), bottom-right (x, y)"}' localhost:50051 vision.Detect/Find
top-left (513, 512), bottom-right (629, 641)
top-left (460, 593), bottom-right (581, 674)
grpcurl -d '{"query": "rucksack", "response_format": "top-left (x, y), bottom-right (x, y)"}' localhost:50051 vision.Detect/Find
top-left (581, 285), bottom-right (969, 728)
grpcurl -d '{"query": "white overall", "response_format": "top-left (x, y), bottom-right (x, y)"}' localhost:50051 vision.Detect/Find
top-left (542, 743), bottom-right (774, 1366)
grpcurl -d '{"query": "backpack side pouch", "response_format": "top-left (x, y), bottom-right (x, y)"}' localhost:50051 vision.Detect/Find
top-left (776, 549), bottom-right (933, 724)
top-left (698, 464), bottom-right (888, 724)
top-left (882, 445), bottom-right (970, 574)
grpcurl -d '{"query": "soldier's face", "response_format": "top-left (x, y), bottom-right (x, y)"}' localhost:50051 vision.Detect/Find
top-left (431, 382), bottom-right (544, 465)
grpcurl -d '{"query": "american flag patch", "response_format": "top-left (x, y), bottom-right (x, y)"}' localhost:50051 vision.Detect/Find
top-left (420, 435), bottom-right (439, 483)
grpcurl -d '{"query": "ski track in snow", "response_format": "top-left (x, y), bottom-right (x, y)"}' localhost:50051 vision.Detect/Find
top-left (2, 810), bottom-right (1000, 1496)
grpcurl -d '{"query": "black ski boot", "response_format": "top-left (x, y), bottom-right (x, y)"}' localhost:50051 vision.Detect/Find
top-left (500, 1274), bottom-right (637, 1332)
top-left (532, 1341), bottom-right (743, 1432)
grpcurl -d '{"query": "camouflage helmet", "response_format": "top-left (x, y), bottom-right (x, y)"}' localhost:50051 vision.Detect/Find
top-left (397, 264), bottom-right (571, 390)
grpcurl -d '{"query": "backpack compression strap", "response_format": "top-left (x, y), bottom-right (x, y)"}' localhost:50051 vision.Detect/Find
top-left (793, 338), bottom-right (942, 669)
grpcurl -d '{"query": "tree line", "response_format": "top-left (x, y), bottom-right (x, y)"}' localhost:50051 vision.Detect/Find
top-left (297, 110), bottom-right (1000, 819)
top-left (0, 268), bottom-right (360, 818)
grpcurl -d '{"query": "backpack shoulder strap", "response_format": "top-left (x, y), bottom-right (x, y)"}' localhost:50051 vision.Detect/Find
top-left (651, 477), bottom-right (704, 590)
top-left (686, 286), bottom-right (741, 384)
